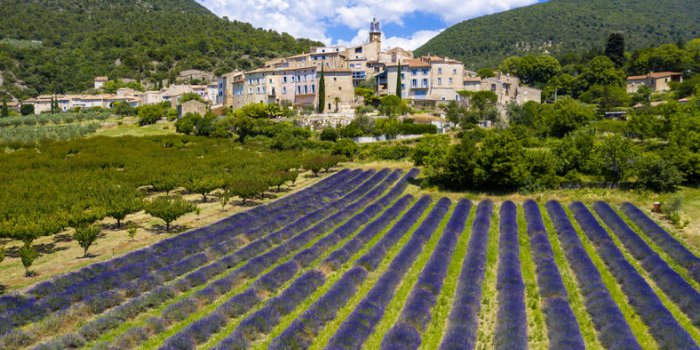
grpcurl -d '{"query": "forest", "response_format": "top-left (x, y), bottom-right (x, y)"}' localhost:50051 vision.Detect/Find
top-left (0, 0), bottom-right (320, 99)
top-left (416, 0), bottom-right (700, 68)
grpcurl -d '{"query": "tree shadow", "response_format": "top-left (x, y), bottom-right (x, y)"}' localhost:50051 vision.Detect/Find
top-left (35, 243), bottom-right (69, 255)
top-left (0, 284), bottom-right (6, 295)
top-left (234, 199), bottom-right (262, 207)
top-left (149, 224), bottom-right (188, 235)
top-left (77, 252), bottom-right (101, 259)
top-left (53, 233), bottom-right (73, 243)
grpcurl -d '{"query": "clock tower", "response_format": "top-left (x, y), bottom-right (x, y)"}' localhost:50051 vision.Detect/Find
top-left (369, 17), bottom-right (381, 44)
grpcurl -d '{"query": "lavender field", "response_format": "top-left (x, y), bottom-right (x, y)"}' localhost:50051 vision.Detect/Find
top-left (1, 168), bottom-right (698, 350)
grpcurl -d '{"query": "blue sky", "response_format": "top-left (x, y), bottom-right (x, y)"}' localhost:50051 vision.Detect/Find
top-left (199, 0), bottom-right (547, 50)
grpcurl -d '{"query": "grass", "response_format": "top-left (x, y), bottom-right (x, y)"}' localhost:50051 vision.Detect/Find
top-left (419, 203), bottom-right (475, 350)
top-left (516, 206), bottom-right (549, 350)
top-left (474, 208), bottom-right (500, 350)
top-left (564, 206), bottom-right (659, 349)
top-left (308, 202), bottom-right (435, 350)
top-left (362, 203), bottom-right (454, 349)
top-left (255, 197), bottom-right (416, 349)
top-left (91, 117), bottom-right (176, 137)
top-left (539, 202), bottom-right (603, 350)
top-left (589, 209), bottom-right (700, 344)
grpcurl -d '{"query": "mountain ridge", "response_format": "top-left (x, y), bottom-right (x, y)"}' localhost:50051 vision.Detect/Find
top-left (415, 0), bottom-right (700, 68)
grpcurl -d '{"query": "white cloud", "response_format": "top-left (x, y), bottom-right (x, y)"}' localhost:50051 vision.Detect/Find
top-left (385, 29), bottom-right (444, 51)
top-left (199, 0), bottom-right (539, 46)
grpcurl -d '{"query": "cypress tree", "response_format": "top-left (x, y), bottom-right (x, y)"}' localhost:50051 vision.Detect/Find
top-left (605, 33), bottom-right (626, 67)
top-left (318, 66), bottom-right (326, 113)
top-left (396, 62), bottom-right (402, 97)
top-left (1, 96), bottom-right (8, 117)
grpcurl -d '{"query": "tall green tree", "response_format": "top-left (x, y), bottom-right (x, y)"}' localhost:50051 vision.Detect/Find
top-left (144, 196), bottom-right (196, 231)
top-left (73, 225), bottom-right (101, 258)
top-left (1, 96), bottom-right (8, 117)
top-left (605, 32), bottom-right (626, 67)
top-left (396, 62), bottom-right (403, 97)
top-left (318, 67), bottom-right (326, 113)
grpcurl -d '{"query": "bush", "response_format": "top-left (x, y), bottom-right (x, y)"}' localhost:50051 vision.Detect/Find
top-left (138, 104), bottom-right (164, 125)
top-left (320, 128), bottom-right (338, 142)
top-left (20, 104), bottom-right (34, 116)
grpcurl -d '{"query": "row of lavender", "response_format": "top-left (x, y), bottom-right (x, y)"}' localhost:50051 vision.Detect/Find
top-left (37, 169), bottom-right (409, 349)
top-left (24, 169), bottom-right (401, 349)
top-left (0, 168), bottom-right (363, 334)
top-left (160, 170), bottom-right (421, 349)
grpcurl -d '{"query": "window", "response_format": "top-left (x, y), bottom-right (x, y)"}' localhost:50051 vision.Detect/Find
top-left (334, 77), bottom-right (337, 81)
top-left (304, 85), bottom-right (308, 94)
top-left (438, 68), bottom-right (443, 75)
top-left (355, 47), bottom-right (363, 53)
top-left (411, 69), bottom-right (417, 76)
top-left (248, 87), bottom-right (252, 94)
top-left (282, 87), bottom-right (287, 94)
top-left (438, 78), bottom-right (442, 85)
top-left (283, 76), bottom-right (287, 83)
top-left (412, 79), bottom-right (417, 88)
top-left (311, 85), bottom-right (315, 93)
top-left (269, 79), bottom-right (273, 84)
top-left (449, 78), bottom-right (453, 85)
top-left (422, 69), bottom-right (429, 75)
top-left (401, 73), bottom-right (405, 80)
top-left (422, 79), bottom-right (428, 87)
top-left (452, 68), bottom-right (457, 75)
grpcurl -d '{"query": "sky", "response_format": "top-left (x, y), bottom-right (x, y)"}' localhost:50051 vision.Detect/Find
top-left (198, 0), bottom-right (546, 50)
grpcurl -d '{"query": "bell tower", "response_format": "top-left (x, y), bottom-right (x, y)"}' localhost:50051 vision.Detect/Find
top-left (369, 17), bottom-right (381, 44)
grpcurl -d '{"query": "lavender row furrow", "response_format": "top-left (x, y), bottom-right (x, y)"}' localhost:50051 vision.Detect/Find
top-left (121, 171), bottom-right (400, 348)
top-left (30, 170), bottom-right (395, 347)
top-left (0, 169), bottom-right (361, 331)
top-left (571, 202), bottom-right (698, 350)
top-left (211, 271), bottom-right (327, 350)
top-left (494, 201), bottom-right (527, 350)
top-left (269, 196), bottom-right (431, 350)
top-left (380, 199), bottom-right (471, 350)
top-left (439, 200), bottom-right (493, 350)
top-left (545, 201), bottom-right (640, 350)
top-left (620, 202), bottom-right (700, 284)
top-left (161, 183), bottom-right (417, 349)
top-left (523, 200), bottom-right (584, 350)
top-left (325, 198), bottom-right (451, 350)
top-left (593, 201), bottom-right (700, 326)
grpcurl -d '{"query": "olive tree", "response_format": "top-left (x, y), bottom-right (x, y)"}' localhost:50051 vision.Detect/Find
top-left (73, 225), bottom-right (101, 258)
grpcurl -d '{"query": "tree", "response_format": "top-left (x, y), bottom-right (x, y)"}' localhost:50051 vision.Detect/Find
top-left (105, 189), bottom-right (142, 228)
top-left (635, 154), bottom-right (683, 192)
top-left (473, 131), bottom-right (529, 189)
top-left (593, 134), bottom-right (637, 185)
top-left (20, 104), bottom-right (34, 116)
top-left (477, 68), bottom-right (496, 78)
top-left (318, 67), bottom-right (326, 113)
top-left (320, 127), bottom-right (338, 142)
top-left (605, 33), bottom-right (626, 67)
top-left (73, 225), bottom-right (101, 258)
top-left (537, 97), bottom-right (596, 137)
top-left (179, 92), bottom-right (205, 104)
top-left (332, 138), bottom-right (359, 159)
top-left (412, 134), bottom-right (450, 166)
top-left (553, 126), bottom-right (596, 174)
top-left (144, 196), bottom-right (196, 231)
top-left (186, 176), bottom-right (223, 202)
top-left (396, 62), bottom-right (403, 97)
top-left (226, 178), bottom-right (269, 205)
top-left (379, 95), bottom-right (408, 117)
top-left (138, 104), bottom-right (164, 125)
top-left (19, 244), bottom-right (39, 277)
top-left (1, 96), bottom-right (8, 117)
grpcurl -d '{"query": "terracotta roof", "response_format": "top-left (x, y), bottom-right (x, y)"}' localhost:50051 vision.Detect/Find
top-left (405, 58), bottom-right (431, 68)
top-left (628, 72), bottom-right (682, 80)
top-left (648, 72), bottom-right (682, 79)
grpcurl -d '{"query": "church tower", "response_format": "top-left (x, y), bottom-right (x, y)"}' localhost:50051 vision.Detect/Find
top-left (369, 17), bottom-right (381, 44)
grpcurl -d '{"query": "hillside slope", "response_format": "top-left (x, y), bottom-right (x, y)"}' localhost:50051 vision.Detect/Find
top-left (416, 0), bottom-right (700, 68)
top-left (0, 0), bottom-right (321, 97)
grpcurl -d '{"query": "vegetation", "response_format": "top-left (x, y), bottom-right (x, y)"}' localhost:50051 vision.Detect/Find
top-left (72, 225), bottom-right (101, 258)
top-left (0, 135), bottom-right (334, 277)
top-left (0, 0), bottom-right (321, 99)
top-left (416, 0), bottom-right (700, 68)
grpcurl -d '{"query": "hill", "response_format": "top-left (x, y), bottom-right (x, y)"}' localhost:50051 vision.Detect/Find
top-left (415, 0), bottom-right (700, 69)
top-left (0, 0), bottom-right (321, 98)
